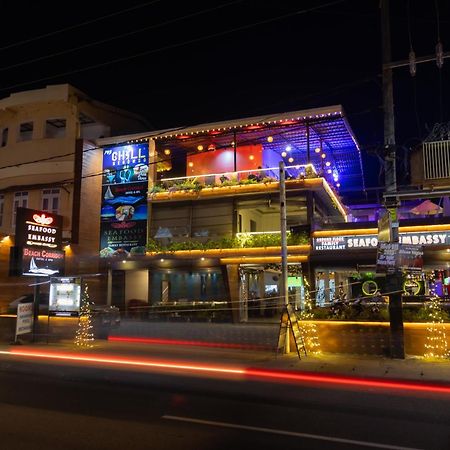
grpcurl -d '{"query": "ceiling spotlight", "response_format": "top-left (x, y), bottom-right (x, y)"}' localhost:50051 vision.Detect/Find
top-left (288, 157), bottom-right (294, 163)
top-left (164, 148), bottom-right (171, 155)
top-left (160, 258), bottom-right (165, 262)
top-left (285, 145), bottom-right (292, 152)
top-left (336, 183), bottom-right (341, 188)
top-left (201, 257), bottom-right (205, 261)
top-left (325, 161), bottom-right (331, 167)
top-left (314, 147), bottom-right (321, 153)
top-left (267, 136), bottom-right (274, 143)
top-left (327, 169), bottom-right (332, 174)
top-left (281, 151), bottom-right (287, 157)
top-left (321, 153), bottom-right (327, 159)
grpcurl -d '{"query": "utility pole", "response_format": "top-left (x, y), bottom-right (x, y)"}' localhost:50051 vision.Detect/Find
top-left (381, 0), bottom-right (405, 359)
top-left (279, 161), bottom-right (289, 353)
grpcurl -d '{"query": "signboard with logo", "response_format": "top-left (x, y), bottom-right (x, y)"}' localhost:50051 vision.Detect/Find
top-left (314, 231), bottom-right (450, 251)
top-left (100, 143), bottom-right (148, 258)
top-left (16, 302), bottom-right (34, 338)
top-left (49, 277), bottom-right (82, 316)
top-left (10, 208), bottom-right (65, 277)
top-left (15, 207), bottom-right (63, 249)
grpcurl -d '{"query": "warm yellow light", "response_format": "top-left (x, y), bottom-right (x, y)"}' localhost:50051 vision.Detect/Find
top-left (321, 153), bottom-right (326, 159)
top-left (160, 258), bottom-right (165, 262)
top-left (188, 161), bottom-right (194, 167)
top-left (325, 161), bottom-right (331, 167)
top-left (281, 151), bottom-right (287, 157)
top-left (288, 157), bottom-right (294, 163)
top-left (327, 169), bottom-right (332, 174)
top-left (164, 148), bottom-right (171, 155)
top-left (1, 235), bottom-right (10, 243)
top-left (314, 147), bottom-right (321, 153)
top-left (249, 155), bottom-right (254, 160)
top-left (267, 136), bottom-right (273, 143)
top-left (197, 145), bottom-right (204, 151)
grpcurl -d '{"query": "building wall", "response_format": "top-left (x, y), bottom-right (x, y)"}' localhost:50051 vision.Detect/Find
top-left (0, 85), bottom-right (149, 310)
top-left (125, 270), bottom-right (149, 304)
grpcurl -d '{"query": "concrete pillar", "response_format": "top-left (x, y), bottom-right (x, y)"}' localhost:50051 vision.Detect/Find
top-left (226, 264), bottom-right (240, 323)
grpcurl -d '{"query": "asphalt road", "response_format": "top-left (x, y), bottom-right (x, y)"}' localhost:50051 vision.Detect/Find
top-left (0, 357), bottom-right (449, 450)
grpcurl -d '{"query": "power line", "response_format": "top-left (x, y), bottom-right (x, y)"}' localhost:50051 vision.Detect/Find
top-left (0, 0), bottom-right (245, 74)
top-left (0, 0), bottom-right (347, 94)
top-left (0, 0), bottom-right (162, 53)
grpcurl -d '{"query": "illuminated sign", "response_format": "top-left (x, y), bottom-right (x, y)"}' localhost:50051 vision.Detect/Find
top-left (21, 247), bottom-right (65, 277)
top-left (33, 213), bottom-right (54, 225)
top-left (49, 277), bottom-right (81, 316)
top-left (15, 207), bottom-right (62, 250)
top-left (100, 143), bottom-right (148, 257)
top-left (314, 231), bottom-right (450, 251)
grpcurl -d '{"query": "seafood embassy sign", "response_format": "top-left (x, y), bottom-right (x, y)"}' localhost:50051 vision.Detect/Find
top-left (313, 231), bottom-right (450, 251)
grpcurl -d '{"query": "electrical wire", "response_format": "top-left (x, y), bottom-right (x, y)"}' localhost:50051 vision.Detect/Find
top-left (0, 0), bottom-right (347, 94)
top-left (0, 0), bottom-right (162, 53)
top-left (0, 0), bottom-right (245, 74)
top-left (434, 0), bottom-right (444, 123)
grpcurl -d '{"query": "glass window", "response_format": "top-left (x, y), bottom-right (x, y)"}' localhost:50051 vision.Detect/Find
top-left (45, 118), bottom-right (66, 138)
top-left (18, 122), bottom-right (33, 141)
top-left (12, 191), bottom-right (28, 228)
top-left (42, 189), bottom-right (60, 214)
top-left (1, 128), bottom-right (8, 147)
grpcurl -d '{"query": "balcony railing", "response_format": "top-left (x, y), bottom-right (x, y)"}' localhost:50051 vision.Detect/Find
top-left (147, 230), bottom-right (310, 253)
top-left (150, 164), bottom-right (317, 195)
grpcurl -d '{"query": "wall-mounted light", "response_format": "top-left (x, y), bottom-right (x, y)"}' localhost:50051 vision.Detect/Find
top-left (160, 258), bottom-right (165, 262)
top-left (164, 148), bottom-right (171, 155)
top-left (249, 155), bottom-right (254, 160)
top-left (201, 257), bottom-right (205, 261)
top-left (197, 145), bottom-right (204, 151)
top-left (188, 161), bottom-right (194, 168)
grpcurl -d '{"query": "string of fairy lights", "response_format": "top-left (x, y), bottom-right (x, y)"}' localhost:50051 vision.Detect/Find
top-left (74, 284), bottom-right (95, 348)
top-left (423, 276), bottom-right (449, 359)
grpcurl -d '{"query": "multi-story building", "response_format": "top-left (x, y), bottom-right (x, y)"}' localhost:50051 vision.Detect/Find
top-left (0, 84), bottom-right (149, 309)
top-left (97, 105), bottom-right (365, 321)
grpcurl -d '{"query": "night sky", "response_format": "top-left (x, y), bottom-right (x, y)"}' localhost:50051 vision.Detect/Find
top-left (1, 0), bottom-right (449, 194)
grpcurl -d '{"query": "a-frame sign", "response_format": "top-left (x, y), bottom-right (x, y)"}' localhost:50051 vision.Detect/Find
top-left (276, 303), bottom-right (307, 359)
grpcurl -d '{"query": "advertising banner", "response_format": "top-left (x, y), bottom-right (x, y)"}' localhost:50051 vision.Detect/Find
top-left (100, 143), bottom-right (148, 258)
top-left (16, 302), bottom-right (34, 337)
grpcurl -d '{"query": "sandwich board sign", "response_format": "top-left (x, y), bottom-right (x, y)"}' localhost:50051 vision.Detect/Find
top-left (16, 302), bottom-right (34, 341)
